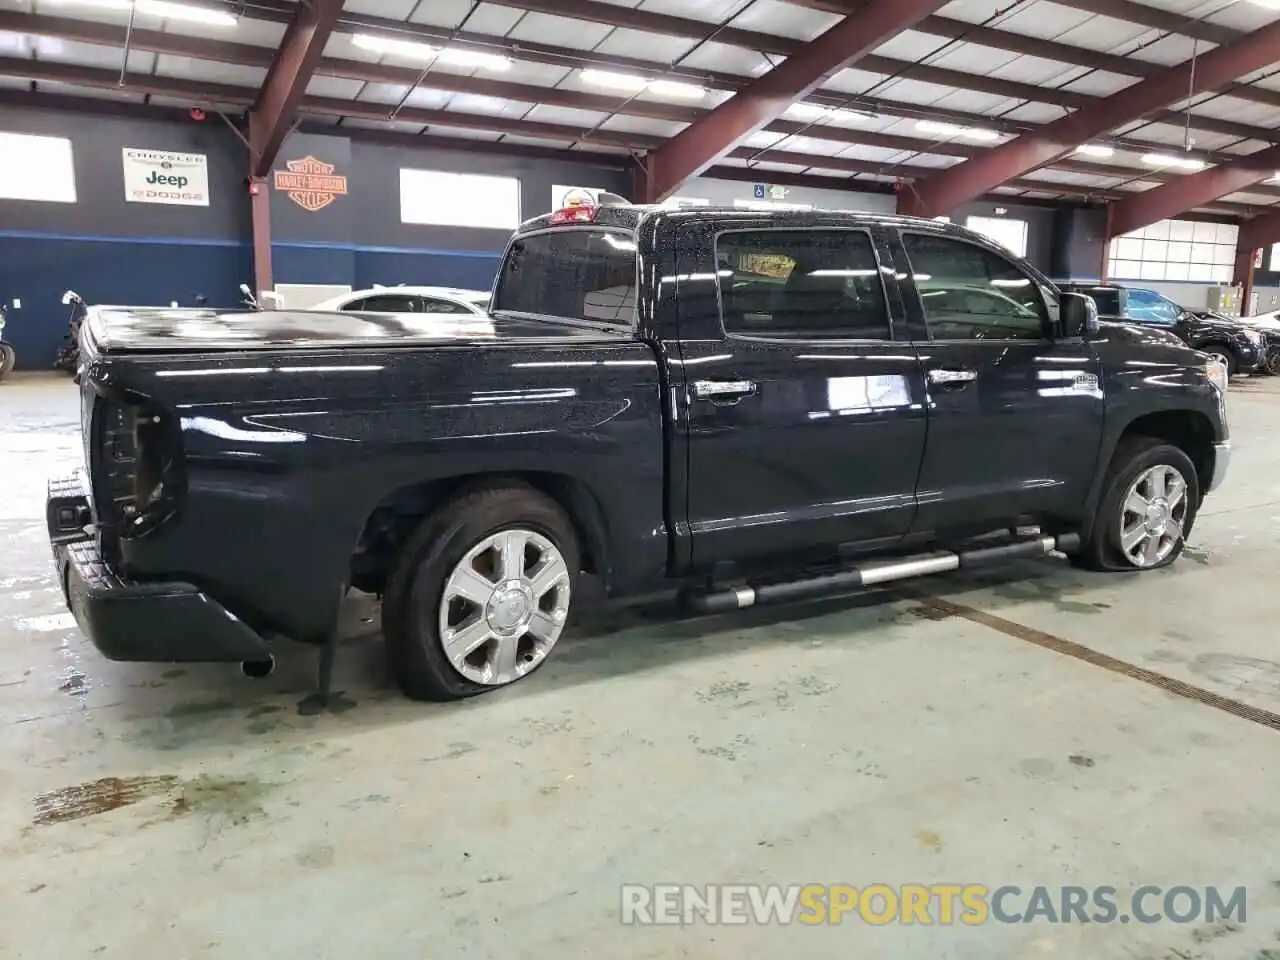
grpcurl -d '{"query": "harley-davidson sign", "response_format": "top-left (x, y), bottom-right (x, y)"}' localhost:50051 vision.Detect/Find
top-left (273, 156), bottom-right (348, 211)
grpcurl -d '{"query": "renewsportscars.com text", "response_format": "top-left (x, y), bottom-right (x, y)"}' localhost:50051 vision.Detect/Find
top-left (620, 883), bottom-right (1247, 926)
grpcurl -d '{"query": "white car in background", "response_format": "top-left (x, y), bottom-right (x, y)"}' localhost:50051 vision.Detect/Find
top-left (309, 285), bottom-right (491, 316)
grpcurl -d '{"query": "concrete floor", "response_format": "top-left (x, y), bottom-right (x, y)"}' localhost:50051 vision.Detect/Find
top-left (2, 371), bottom-right (1280, 959)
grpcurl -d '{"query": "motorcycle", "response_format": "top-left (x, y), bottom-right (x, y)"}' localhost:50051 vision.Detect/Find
top-left (239, 283), bottom-right (283, 310)
top-left (0, 304), bottom-right (15, 382)
top-left (53, 289), bottom-right (85, 376)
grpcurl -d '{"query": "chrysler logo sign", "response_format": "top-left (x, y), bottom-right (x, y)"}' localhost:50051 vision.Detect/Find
top-left (273, 156), bottom-right (348, 212)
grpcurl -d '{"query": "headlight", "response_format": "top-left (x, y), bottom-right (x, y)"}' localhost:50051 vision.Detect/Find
top-left (1244, 329), bottom-right (1263, 346)
top-left (1205, 358), bottom-right (1229, 394)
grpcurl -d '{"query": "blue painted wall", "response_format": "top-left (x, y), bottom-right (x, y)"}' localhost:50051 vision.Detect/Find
top-left (0, 107), bottom-right (629, 367)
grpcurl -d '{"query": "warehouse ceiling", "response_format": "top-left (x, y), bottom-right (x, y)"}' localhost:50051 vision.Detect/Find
top-left (2, 0), bottom-right (1280, 218)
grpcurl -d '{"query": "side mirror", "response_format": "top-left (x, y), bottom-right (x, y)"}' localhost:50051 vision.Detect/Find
top-left (1059, 291), bottom-right (1099, 339)
top-left (62, 289), bottom-right (81, 305)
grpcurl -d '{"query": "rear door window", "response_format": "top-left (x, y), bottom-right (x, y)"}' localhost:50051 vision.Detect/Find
top-left (493, 228), bottom-right (637, 323)
top-left (349, 294), bottom-right (419, 313)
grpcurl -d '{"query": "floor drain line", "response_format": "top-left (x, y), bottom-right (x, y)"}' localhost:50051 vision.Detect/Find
top-left (907, 592), bottom-right (1280, 733)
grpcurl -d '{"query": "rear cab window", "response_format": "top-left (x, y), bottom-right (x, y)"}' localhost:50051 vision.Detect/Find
top-left (492, 227), bottom-right (638, 325)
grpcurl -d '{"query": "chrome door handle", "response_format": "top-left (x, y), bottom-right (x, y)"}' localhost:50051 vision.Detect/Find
top-left (692, 379), bottom-right (757, 400)
top-left (927, 368), bottom-right (978, 385)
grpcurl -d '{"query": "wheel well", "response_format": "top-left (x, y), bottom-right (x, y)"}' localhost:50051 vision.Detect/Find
top-left (349, 472), bottom-right (609, 594)
top-left (1118, 410), bottom-right (1216, 495)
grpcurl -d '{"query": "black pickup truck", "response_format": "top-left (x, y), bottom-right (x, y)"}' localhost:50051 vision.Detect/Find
top-left (47, 204), bottom-right (1231, 702)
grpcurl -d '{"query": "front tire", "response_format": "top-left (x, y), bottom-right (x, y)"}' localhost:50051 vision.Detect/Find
top-left (382, 485), bottom-right (579, 701)
top-left (0, 344), bottom-right (14, 381)
top-left (1070, 438), bottom-right (1199, 572)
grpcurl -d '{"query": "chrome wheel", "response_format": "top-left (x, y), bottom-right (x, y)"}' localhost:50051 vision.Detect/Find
top-left (438, 528), bottom-right (571, 686)
top-left (1118, 464), bottom-right (1189, 568)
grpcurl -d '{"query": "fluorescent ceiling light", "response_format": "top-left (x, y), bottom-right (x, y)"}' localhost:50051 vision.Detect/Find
top-left (351, 34), bottom-right (511, 70)
top-left (1140, 153), bottom-right (1205, 171)
top-left (579, 69), bottom-right (650, 92)
top-left (1075, 143), bottom-right (1114, 158)
top-left (434, 47), bottom-right (512, 71)
top-left (352, 34), bottom-right (436, 58)
top-left (785, 101), bottom-right (868, 123)
top-left (648, 79), bottom-right (706, 99)
top-left (579, 69), bottom-right (705, 99)
top-left (916, 119), bottom-right (998, 142)
top-left (46, 0), bottom-right (237, 25)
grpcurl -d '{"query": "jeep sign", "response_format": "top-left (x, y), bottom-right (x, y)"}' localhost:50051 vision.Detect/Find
top-left (122, 148), bottom-right (209, 206)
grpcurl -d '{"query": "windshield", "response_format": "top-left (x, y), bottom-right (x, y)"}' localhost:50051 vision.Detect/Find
top-left (493, 228), bottom-right (637, 324)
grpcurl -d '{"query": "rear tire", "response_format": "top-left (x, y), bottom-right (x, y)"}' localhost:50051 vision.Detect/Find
top-left (381, 484), bottom-right (579, 701)
top-left (0, 344), bottom-right (14, 381)
top-left (1069, 437), bottom-right (1199, 572)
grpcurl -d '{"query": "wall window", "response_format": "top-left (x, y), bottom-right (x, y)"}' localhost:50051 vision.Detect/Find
top-left (714, 230), bottom-right (891, 340)
top-left (1270, 244), bottom-right (1280, 272)
top-left (0, 132), bottom-right (76, 203)
top-left (964, 216), bottom-right (1028, 258)
top-left (731, 198), bottom-right (815, 212)
top-left (903, 233), bottom-right (1047, 341)
top-left (400, 169), bottom-right (520, 229)
top-left (1108, 219), bottom-right (1237, 283)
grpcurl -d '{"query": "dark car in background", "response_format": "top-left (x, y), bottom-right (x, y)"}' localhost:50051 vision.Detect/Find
top-left (1055, 281), bottom-right (1267, 375)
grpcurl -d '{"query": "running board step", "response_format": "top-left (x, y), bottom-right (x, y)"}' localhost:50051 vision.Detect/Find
top-left (685, 532), bottom-right (1081, 614)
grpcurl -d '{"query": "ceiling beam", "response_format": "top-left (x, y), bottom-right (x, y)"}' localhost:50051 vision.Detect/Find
top-left (1107, 145), bottom-right (1280, 237)
top-left (466, 0), bottom-right (1280, 139)
top-left (636, 0), bottom-right (952, 202)
top-left (900, 18), bottom-right (1280, 218)
top-left (1058, 0), bottom-right (1242, 45)
top-left (7, 8), bottom-right (1278, 163)
top-left (249, 0), bottom-right (345, 178)
top-left (786, 0), bottom-right (1280, 110)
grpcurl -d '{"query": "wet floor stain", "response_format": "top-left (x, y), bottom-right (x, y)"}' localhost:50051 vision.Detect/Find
top-left (296, 691), bottom-right (357, 716)
top-left (1182, 545), bottom-right (1211, 566)
top-left (916, 829), bottom-right (944, 852)
top-left (32, 775), bottom-right (178, 825)
top-left (160, 669), bottom-right (187, 680)
top-left (1188, 654), bottom-right (1280, 700)
top-left (32, 773), bottom-right (275, 827)
top-left (1068, 754), bottom-right (1096, 768)
top-left (988, 579), bottom-right (1102, 614)
top-left (696, 679), bottom-right (751, 703)
top-left (57, 668), bottom-right (87, 696)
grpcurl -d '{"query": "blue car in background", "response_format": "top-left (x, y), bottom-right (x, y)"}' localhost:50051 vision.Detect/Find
top-left (1054, 280), bottom-right (1270, 376)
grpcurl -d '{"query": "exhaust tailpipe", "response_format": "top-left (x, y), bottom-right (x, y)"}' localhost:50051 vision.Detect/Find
top-left (240, 656), bottom-right (275, 679)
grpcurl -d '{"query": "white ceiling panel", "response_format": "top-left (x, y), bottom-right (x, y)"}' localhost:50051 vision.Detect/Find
top-left (1024, 168), bottom-right (1121, 187)
top-left (418, 127), bottom-right (502, 141)
top-left (936, 0), bottom-right (1024, 22)
top-left (1190, 96), bottom-right (1280, 127)
top-left (522, 104), bottom-right (612, 127)
top-left (1224, 192), bottom-right (1280, 205)
top-left (506, 13), bottom-right (616, 49)
top-left (984, 3), bottom-right (1100, 39)
top-left (871, 77), bottom-right (960, 106)
top-left (907, 154), bottom-right (962, 169)
top-left (802, 168), bottom-right (858, 179)
top-left (498, 61), bottom-right (572, 87)
top-left (835, 144), bottom-right (904, 164)
top-left (443, 92), bottom-right (531, 117)
top-left (153, 55), bottom-right (264, 87)
top-left (149, 93), bottom-right (244, 110)
top-left (35, 81), bottom-right (139, 103)
top-left (729, 0), bottom-right (841, 41)
top-left (1116, 121), bottom-right (1237, 152)
top-left (340, 0), bottom-right (419, 17)
top-left (1220, 139), bottom-right (1275, 156)
top-left (307, 76), bottom-right (365, 99)
top-left (823, 68), bottom-right (891, 95)
top-left (1128, 33), bottom-right (1208, 66)
top-left (676, 41), bottom-right (769, 77)
top-left (357, 81), bottom-right (413, 104)
top-left (986, 55), bottom-right (1081, 87)
top-left (1203, 2), bottom-right (1280, 31)
top-left (926, 43), bottom-right (1021, 76)
top-left (741, 160), bottom-right (813, 173)
top-left (773, 134), bottom-right (849, 156)
top-left (570, 141), bottom-right (629, 154)
top-left (638, 0), bottom-right (745, 22)
top-left (325, 33), bottom-right (382, 62)
top-left (0, 75), bottom-right (26, 89)
top-left (932, 89), bottom-right (1020, 114)
top-left (1059, 71), bottom-right (1135, 97)
top-left (873, 31), bottom-right (960, 62)
top-left (592, 28), bottom-right (696, 63)
top-left (999, 102), bottom-right (1071, 123)
top-left (599, 114), bottom-right (687, 137)
top-left (1053, 16), bottom-right (1153, 53)
top-left (407, 1), bottom-right (525, 33)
